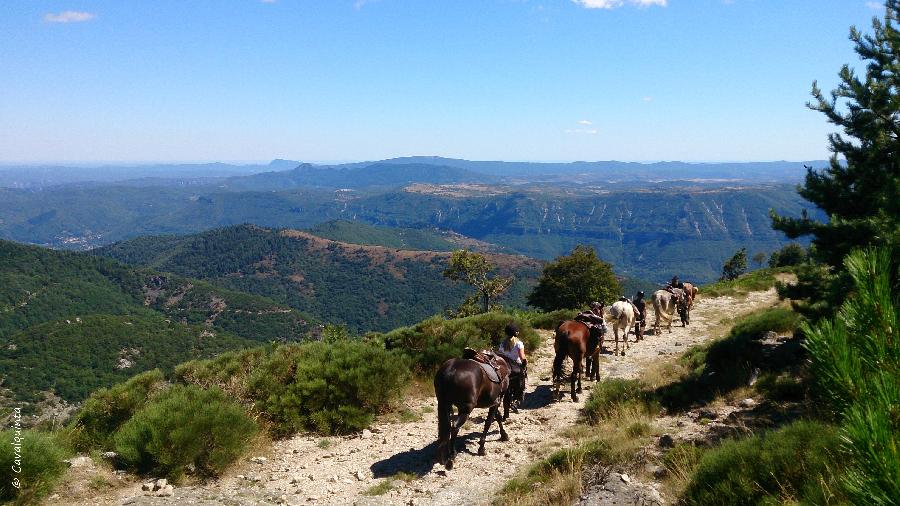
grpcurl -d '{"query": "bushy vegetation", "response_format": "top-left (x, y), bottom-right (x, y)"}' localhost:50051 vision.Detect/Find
top-left (681, 421), bottom-right (845, 505)
top-left (582, 379), bottom-right (657, 425)
top-left (379, 312), bottom-right (540, 373)
top-left (701, 267), bottom-right (791, 298)
top-left (174, 346), bottom-right (271, 404)
top-left (67, 369), bottom-right (166, 452)
top-left (178, 340), bottom-right (408, 436)
top-left (528, 245), bottom-right (620, 312)
top-left (248, 341), bottom-right (409, 435)
top-left (767, 242), bottom-right (808, 267)
top-left (802, 248), bottom-right (899, 503)
top-left (114, 385), bottom-right (257, 480)
top-left (516, 308), bottom-right (579, 330)
top-left (0, 429), bottom-right (71, 503)
top-left (658, 307), bottom-right (799, 410)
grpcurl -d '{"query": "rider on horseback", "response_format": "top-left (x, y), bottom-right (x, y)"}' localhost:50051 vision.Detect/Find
top-left (575, 301), bottom-right (607, 351)
top-left (632, 291), bottom-right (646, 337)
top-left (497, 323), bottom-right (527, 412)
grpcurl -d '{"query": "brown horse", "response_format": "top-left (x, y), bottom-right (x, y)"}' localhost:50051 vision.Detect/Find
top-left (680, 282), bottom-right (699, 325)
top-left (434, 358), bottom-right (510, 469)
top-left (553, 320), bottom-right (600, 401)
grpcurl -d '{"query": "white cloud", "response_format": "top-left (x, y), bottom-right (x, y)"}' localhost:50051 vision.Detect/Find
top-left (642, 96), bottom-right (653, 102)
top-left (866, 1), bottom-right (883, 10)
top-left (565, 128), bottom-right (599, 135)
top-left (354, 0), bottom-right (378, 9)
top-left (261, 0), bottom-right (278, 3)
top-left (572, 0), bottom-right (666, 9)
top-left (578, 119), bottom-right (593, 125)
top-left (44, 11), bottom-right (95, 23)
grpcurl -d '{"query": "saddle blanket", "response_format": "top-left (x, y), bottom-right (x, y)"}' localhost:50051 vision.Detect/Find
top-left (477, 361), bottom-right (501, 383)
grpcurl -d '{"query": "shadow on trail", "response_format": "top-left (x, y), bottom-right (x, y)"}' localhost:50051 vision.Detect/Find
top-left (369, 427), bottom-right (508, 478)
top-left (522, 384), bottom-right (555, 410)
top-left (370, 441), bottom-right (438, 478)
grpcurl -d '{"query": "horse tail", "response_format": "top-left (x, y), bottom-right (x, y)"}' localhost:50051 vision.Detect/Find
top-left (553, 328), bottom-right (567, 381)
top-left (437, 395), bottom-right (452, 442)
top-left (434, 362), bottom-right (455, 467)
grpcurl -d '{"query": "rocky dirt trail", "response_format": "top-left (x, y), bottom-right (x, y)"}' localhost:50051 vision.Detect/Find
top-left (59, 288), bottom-right (778, 506)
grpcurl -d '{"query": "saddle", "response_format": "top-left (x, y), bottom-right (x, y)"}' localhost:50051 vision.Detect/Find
top-left (462, 348), bottom-right (509, 384)
top-left (665, 286), bottom-right (685, 305)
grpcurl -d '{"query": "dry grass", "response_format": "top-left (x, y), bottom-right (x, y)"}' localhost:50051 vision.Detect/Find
top-left (497, 394), bottom-right (656, 506)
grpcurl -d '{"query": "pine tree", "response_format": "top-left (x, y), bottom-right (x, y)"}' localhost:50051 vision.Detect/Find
top-left (720, 248), bottom-right (748, 281)
top-left (772, 1), bottom-right (900, 314)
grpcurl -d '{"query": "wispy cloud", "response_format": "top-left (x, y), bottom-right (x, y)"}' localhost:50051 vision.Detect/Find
top-left (261, 0), bottom-right (278, 3)
top-left (572, 0), bottom-right (666, 9)
top-left (578, 119), bottom-right (593, 125)
top-left (866, 1), bottom-right (883, 10)
top-left (354, 0), bottom-right (378, 9)
top-left (44, 11), bottom-right (95, 23)
top-left (642, 96), bottom-right (653, 102)
top-left (565, 128), bottom-right (599, 135)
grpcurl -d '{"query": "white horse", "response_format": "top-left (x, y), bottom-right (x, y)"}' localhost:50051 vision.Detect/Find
top-left (604, 301), bottom-right (635, 356)
top-left (652, 289), bottom-right (680, 334)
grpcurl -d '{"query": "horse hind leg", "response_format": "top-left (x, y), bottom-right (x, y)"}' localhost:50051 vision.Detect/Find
top-left (478, 406), bottom-right (499, 456)
top-left (452, 408), bottom-right (471, 461)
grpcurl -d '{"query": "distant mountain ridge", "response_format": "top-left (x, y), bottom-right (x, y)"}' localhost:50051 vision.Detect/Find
top-left (217, 162), bottom-right (496, 191)
top-left (0, 156), bottom-right (828, 189)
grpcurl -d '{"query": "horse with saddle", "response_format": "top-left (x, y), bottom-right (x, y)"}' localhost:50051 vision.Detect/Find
top-left (433, 346), bottom-right (525, 469)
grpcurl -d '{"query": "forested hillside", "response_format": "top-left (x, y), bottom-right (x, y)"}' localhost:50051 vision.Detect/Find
top-left (0, 239), bottom-right (315, 403)
top-left (95, 225), bottom-right (543, 332)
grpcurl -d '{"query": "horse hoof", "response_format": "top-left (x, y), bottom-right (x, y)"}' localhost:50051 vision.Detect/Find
top-left (500, 433), bottom-right (509, 442)
top-left (478, 447), bottom-right (486, 456)
top-left (445, 460), bottom-right (454, 470)
top-left (572, 395), bottom-right (579, 402)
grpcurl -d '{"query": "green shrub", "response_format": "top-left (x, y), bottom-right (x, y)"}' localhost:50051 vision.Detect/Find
top-left (768, 243), bottom-right (808, 268)
top-left (702, 267), bottom-right (791, 298)
top-left (523, 309), bottom-right (579, 330)
top-left (656, 307), bottom-right (800, 410)
top-left (174, 346), bottom-right (270, 404)
top-left (0, 429), bottom-right (71, 503)
top-left (248, 341), bottom-right (409, 435)
top-left (582, 379), bottom-right (657, 424)
top-left (67, 369), bottom-right (166, 452)
top-left (381, 312), bottom-right (540, 373)
top-left (728, 307), bottom-right (798, 339)
top-left (803, 248), bottom-right (899, 504)
top-left (681, 421), bottom-right (845, 505)
top-left (114, 385), bottom-right (257, 480)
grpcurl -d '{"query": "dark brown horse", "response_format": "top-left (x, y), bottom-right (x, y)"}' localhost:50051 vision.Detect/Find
top-left (680, 282), bottom-right (698, 325)
top-left (553, 320), bottom-right (600, 401)
top-left (434, 358), bottom-right (510, 469)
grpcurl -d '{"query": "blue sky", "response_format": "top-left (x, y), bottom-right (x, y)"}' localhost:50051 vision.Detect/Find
top-left (0, 1), bottom-right (885, 163)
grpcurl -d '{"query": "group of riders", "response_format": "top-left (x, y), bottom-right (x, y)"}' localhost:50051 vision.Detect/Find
top-left (485, 275), bottom-right (690, 413)
top-left (438, 275), bottom-right (693, 468)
